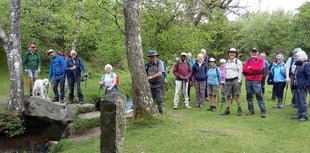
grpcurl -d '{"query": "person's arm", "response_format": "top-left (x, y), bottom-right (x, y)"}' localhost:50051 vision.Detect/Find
top-left (285, 57), bottom-right (292, 83)
top-left (237, 60), bottom-right (243, 83)
top-left (79, 58), bottom-right (88, 76)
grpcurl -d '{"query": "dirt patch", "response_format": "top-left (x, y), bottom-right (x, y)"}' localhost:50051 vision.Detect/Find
top-left (68, 127), bottom-right (101, 141)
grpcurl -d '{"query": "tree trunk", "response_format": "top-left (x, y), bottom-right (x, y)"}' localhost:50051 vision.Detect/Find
top-left (0, 0), bottom-right (24, 115)
top-left (123, 0), bottom-right (158, 118)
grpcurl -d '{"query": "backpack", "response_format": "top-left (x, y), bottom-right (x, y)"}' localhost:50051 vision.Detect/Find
top-left (146, 59), bottom-right (168, 83)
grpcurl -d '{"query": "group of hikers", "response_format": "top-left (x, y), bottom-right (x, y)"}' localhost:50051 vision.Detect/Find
top-left (23, 43), bottom-right (119, 105)
top-left (146, 47), bottom-right (310, 121)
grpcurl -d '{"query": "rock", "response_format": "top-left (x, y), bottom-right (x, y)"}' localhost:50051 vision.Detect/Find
top-left (23, 96), bottom-right (95, 124)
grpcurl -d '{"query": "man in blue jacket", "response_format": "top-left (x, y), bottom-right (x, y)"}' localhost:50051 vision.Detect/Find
top-left (48, 49), bottom-right (66, 103)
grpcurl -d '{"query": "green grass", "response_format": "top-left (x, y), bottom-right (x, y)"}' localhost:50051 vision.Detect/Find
top-left (1, 52), bottom-right (310, 152)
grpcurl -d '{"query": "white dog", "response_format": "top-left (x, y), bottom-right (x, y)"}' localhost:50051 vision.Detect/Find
top-left (32, 78), bottom-right (50, 100)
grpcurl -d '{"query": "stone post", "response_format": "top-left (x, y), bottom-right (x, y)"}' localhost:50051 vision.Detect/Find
top-left (100, 93), bottom-right (126, 153)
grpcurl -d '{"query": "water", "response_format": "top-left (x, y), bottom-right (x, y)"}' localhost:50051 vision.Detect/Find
top-left (125, 98), bottom-right (133, 113)
top-left (0, 116), bottom-right (66, 153)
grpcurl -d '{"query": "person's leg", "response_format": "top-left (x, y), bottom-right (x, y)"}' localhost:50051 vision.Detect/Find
top-left (59, 78), bottom-right (65, 103)
top-left (173, 80), bottom-right (182, 108)
top-left (52, 79), bottom-right (59, 101)
top-left (183, 81), bottom-right (190, 108)
top-left (246, 81), bottom-right (255, 115)
top-left (67, 77), bottom-right (75, 103)
top-left (253, 81), bottom-right (266, 117)
top-left (76, 77), bottom-right (84, 103)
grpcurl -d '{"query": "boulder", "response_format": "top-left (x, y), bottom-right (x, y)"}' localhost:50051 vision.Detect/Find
top-left (23, 96), bottom-right (95, 124)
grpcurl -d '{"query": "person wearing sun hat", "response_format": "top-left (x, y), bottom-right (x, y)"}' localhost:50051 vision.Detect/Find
top-left (23, 43), bottom-right (41, 96)
top-left (221, 48), bottom-right (243, 116)
top-left (243, 48), bottom-right (267, 118)
top-left (206, 57), bottom-right (221, 112)
top-left (145, 50), bottom-right (165, 114)
top-left (48, 49), bottom-right (66, 103)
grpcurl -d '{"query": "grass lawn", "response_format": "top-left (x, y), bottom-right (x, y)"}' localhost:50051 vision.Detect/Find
top-left (1, 52), bottom-right (310, 153)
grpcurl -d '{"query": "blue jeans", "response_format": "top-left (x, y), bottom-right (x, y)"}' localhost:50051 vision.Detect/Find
top-left (295, 88), bottom-right (308, 119)
top-left (246, 80), bottom-right (266, 112)
top-left (52, 77), bottom-right (65, 100)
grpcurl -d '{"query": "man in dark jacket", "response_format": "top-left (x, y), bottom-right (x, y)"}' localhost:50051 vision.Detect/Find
top-left (66, 50), bottom-right (88, 104)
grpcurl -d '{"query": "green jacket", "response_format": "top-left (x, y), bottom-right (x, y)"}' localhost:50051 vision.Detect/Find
top-left (23, 51), bottom-right (41, 70)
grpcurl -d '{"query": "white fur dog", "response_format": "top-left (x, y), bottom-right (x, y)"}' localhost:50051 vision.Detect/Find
top-left (32, 78), bottom-right (50, 100)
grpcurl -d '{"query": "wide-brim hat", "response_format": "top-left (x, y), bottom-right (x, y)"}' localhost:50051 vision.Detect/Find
top-left (47, 49), bottom-right (55, 55)
top-left (147, 50), bottom-right (159, 57)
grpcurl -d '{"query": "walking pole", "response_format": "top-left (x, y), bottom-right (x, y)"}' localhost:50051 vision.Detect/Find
top-left (283, 83), bottom-right (289, 108)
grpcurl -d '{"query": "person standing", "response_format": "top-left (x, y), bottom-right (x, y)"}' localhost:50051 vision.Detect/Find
top-left (291, 50), bottom-right (310, 122)
top-left (186, 52), bottom-right (195, 101)
top-left (48, 49), bottom-right (66, 103)
top-left (200, 48), bottom-right (209, 101)
top-left (66, 50), bottom-right (88, 104)
top-left (219, 59), bottom-right (226, 103)
top-left (270, 54), bottom-right (286, 108)
top-left (206, 58), bottom-right (220, 112)
top-left (243, 48), bottom-right (267, 118)
top-left (145, 50), bottom-right (165, 114)
top-left (23, 43), bottom-right (41, 96)
top-left (192, 53), bottom-right (208, 108)
top-left (286, 48), bottom-right (302, 108)
top-left (173, 52), bottom-right (192, 109)
top-left (221, 48), bottom-right (243, 116)
top-left (259, 52), bottom-right (270, 96)
top-left (98, 64), bottom-right (118, 95)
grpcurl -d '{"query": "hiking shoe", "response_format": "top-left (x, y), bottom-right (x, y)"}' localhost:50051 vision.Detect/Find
top-left (278, 102), bottom-right (283, 108)
top-left (185, 105), bottom-right (191, 109)
top-left (261, 112), bottom-right (267, 118)
top-left (51, 98), bottom-right (59, 102)
top-left (79, 101), bottom-right (84, 105)
top-left (173, 105), bottom-right (178, 109)
top-left (237, 107), bottom-right (243, 116)
top-left (246, 111), bottom-right (254, 116)
top-left (220, 107), bottom-right (230, 115)
top-left (205, 97), bottom-right (210, 101)
top-left (60, 99), bottom-right (64, 103)
top-left (298, 117), bottom-right (308, 122)
top-left (69, 100), bottom-right (74, 104)
top-left (211, 106), bottom-right (216, 112)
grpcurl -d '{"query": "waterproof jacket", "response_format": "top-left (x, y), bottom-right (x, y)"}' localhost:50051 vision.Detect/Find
top-left (65, 56), bottom-right (87, 77)
top-left (207, 66), bottom-right (221, 86)
top-left (23, 51), bottom-right (41, 70)
top-left (271, 62), bottom-right (286, 83)
top-left (48, 54), bottom-right (65, 80)
top-left (192, 61), bottom-right (208, 81)
top-left (295, 61), bottom-right (310, 89)
top-left (243, 57), bottom-right (264, 81)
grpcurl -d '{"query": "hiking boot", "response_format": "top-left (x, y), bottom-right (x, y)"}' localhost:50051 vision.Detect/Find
top-left (79, 101), bottom-right (84, 105)
top-left (173, 105), bottom-right (178, 110)
top-left (237, 107), bottom-right (243, 116)
top-left (51, 98), bottom-right (59, 102)
top-left (211, 106), bottom-right (216, 112)
top-left (246, 111), bottom-right (254, 116)
top-left (278, 102), bottom-right (283, 108)
top-left (261, 111), bottom-right (267, 118)
top-left (185, 105), bottom-right (191, 109)
top-left (69, 100), bottom-right (74, 104)
top-left (60, 99), bottom-right (64, 103)
top-left (220, 107), bottom-right (230, 115)
top-left (298, 117), bottom-right (308, 122)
